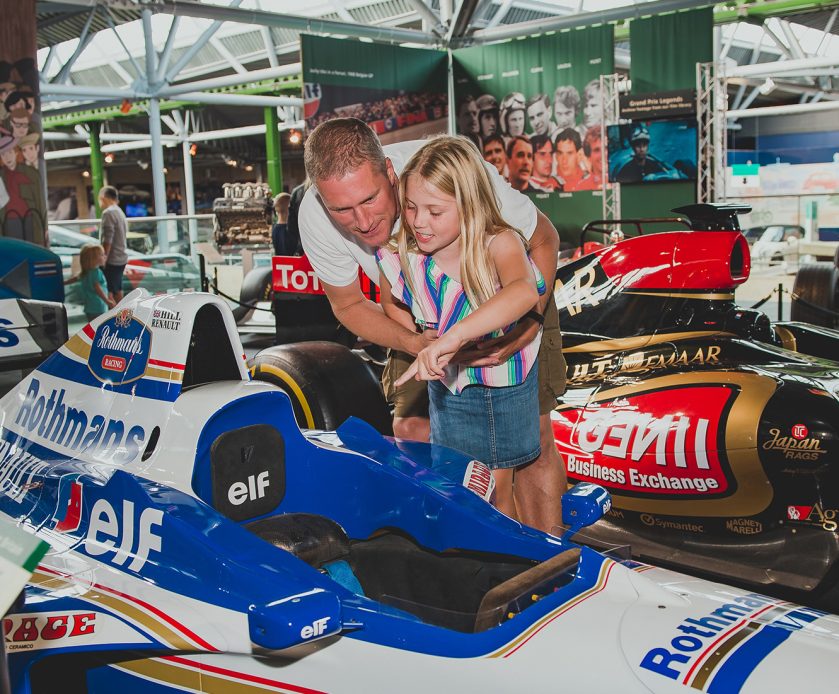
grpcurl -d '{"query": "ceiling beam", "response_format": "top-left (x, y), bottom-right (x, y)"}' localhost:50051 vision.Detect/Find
top-left (144, 0), bottom-right (438, 45)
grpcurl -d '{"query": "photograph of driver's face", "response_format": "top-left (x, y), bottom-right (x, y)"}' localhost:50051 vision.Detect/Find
top-left (482, 140), bottom-right (507, 175)
top-left (527, 101), bottom-right (551, 136)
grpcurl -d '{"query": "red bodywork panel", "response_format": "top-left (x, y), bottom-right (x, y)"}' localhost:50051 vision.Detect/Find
top-left (590, 231), bottom-right (751, 291)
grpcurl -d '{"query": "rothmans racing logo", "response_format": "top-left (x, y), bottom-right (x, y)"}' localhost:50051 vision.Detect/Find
top-left (88, 310), bottom-right (151, 384)
top-left (641, 592), bottom-right (826, 689)
top-left (14, 377), bottom-right (147, 464)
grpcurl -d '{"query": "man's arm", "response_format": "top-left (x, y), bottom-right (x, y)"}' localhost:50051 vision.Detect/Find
top-left (100, 212), bottom-right (113, 259)
top-left (323, 280), bottom-right (432, 355)
top-left (527, 209), bottom-right (560, 314)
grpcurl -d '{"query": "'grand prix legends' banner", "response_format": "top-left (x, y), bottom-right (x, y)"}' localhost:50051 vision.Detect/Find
top-left (452, 26), bottom-right (614, 237)
top-left (301, 34), bottom-right (448, 144)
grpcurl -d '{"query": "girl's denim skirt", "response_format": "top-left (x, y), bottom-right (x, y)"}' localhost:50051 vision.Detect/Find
top-left (428, 363), bottom-right (541, 470)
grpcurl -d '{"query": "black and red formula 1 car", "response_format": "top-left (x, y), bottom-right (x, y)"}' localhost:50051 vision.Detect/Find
top-left (250, 203), bottom-right (839, 610)
top-left (550, 203), bottom-right (839, 608)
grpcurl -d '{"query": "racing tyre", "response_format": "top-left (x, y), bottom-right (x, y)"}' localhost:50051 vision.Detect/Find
top-left (249, 341), bottom-right (392, 435)
top-left (233, 266), bottom-right (273, 323)
top-left (791, 263), bottom-right (839, 328)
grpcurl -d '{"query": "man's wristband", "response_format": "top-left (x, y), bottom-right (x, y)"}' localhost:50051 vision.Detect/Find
top-left (523, 310), bottom-right (544, 325)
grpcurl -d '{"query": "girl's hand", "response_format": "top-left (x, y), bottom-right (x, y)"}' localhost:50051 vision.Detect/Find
top-left (106, 298), bottom-right (116, 308)
top-left (395, 330), bottom-right (464, 385)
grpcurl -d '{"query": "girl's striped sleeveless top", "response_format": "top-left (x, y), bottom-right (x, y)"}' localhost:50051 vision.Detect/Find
top-left (376, 247), bottom-right (545, 394)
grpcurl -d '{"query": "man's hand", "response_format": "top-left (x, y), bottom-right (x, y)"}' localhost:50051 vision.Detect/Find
top-left (453, 319), bottom-right (541, 367)
top-left (395, 329), bottom-right (462, 385)
top-left (403, 328), bottom-right (438, 357)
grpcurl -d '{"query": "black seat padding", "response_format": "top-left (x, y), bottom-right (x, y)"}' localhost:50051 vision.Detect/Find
top-left (245, 513), bottom-right (350, 568)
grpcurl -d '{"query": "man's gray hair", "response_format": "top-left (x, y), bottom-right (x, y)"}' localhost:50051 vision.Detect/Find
top-left (99, 185), bottom-right (118, 201)
top-left (304, 118), bottom-right (387, 183)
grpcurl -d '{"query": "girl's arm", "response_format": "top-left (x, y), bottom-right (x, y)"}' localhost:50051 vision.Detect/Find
top-left (379, 274), bottom-right (421, 334)
top-left (397, 230), bottom-right (538, 383)
top-left (444, 229), bottom-right (538, 343)
top-left (94, 281), bottom-right (115, 307)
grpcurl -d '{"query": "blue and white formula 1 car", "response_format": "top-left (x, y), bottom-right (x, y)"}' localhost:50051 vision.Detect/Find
top-left (0, 238), bottom-right (68, 373)
top-left (3, 290), bottom-right (839, 693)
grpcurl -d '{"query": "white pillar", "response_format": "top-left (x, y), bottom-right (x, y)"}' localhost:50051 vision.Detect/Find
top-left (182, 137), bottom-right (198, 258)
top-left (149, 97), bottom-right (170, 252)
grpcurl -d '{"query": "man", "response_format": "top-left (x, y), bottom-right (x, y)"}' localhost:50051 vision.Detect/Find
top-left (613, 124), bottom-right (667, 183)
top-left (475, 94), bottom-right (500, 140)
top-left (456, 94), bottom-right (480, 147)
top-left (481, 134), bottom-right (507, 178)
top-left (575, 127), bottom-right (605, 191)
top-left (499, 92), bottom-right (526, 139)
top-left (525, 94), bottom-right (554, 138)
top-left (7, 106), bottom-right (30, 143)
top-left (529, 134), bottom-right (561, 192)
top-left (299, 118), bottom-right (567, 532)
top-left (98, 185), bottom-right (128, 304)
top-left (582, 79), bottom-right (603, 130)
top-left (551, 85), bottom-right (583, 141)
top-left (271, 192), bottom-right (293, 255)
top-left (506, 136), bottom-right (534, 192)
top-left (18, 132), bottom-right (39, 170)
top-left (554, 128), bottom-right (588, 191)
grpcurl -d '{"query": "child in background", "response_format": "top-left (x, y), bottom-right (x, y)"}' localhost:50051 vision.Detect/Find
top-left (78, 243), bottom-right (115, 321)
top-left (376, 136), bottom-right (545, 519)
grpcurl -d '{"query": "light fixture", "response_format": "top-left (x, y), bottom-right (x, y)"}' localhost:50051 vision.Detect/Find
top-left (81, 170), bottom-right (90, 178)
top-left (162, 167), bottom-right (169, 174)
top-left (136, 160), bottom-right (149, 170)
top-left (189, 143), bottom-right (198, 156)
top-left (103, 152), bottom-right (114, 164)
top-left (288, 129), bottom-right (301, 145)
top-left (244, 164), bottom-right (254, 172)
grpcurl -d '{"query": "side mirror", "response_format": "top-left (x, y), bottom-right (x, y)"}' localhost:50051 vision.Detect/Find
top-left (249, 588), bottom-right (343, 651)
top-left (561, 483), bottom-right (611, 539)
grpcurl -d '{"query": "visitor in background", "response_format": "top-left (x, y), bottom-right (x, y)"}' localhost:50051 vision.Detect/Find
top-left (98, 185), bottom-right (128, 304)
top-left (78, 243), bottom-right (115, 321)
top-left (271, 192), bottom-right (292, 255)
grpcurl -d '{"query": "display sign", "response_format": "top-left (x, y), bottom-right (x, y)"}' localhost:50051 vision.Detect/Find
top-left (272, 255), bottom-right (324, 295)
top-left (272, 256), bottom-right (380, 302)
top-left (619, 89), bottom-right (696, 120)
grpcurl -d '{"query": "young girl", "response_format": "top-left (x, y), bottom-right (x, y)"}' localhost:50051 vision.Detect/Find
top-left (78, 243), bottom-right (115, 321)
top-left (376, 136), bottom-right (546, 518)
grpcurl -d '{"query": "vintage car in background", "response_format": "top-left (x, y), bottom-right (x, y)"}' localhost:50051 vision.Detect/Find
top-left (3, 289), bottom-right (839, 693)
top-left (750, 223), bottom-right (804, 265)
top-left (48, 224), bottom-right (200, 329)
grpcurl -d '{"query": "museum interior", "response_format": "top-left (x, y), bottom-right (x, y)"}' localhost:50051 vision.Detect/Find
top-left (2, 0), bottom-right (839, 691)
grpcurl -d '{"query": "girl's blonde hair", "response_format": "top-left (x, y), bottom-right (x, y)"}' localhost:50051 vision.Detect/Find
top-left (79, 243), bottom-right (104, 275)
top-left (394, 135), bottom-right (527, 307)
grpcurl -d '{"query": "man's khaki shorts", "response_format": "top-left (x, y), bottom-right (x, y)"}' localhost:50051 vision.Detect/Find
top-left (382, 294), bottom-right (567, 418)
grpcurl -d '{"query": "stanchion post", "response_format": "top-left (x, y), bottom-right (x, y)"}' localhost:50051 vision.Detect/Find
top-left (199, 253), bottom-right (208, 293)
top-left (778, 282), bottom-right (783, 322)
